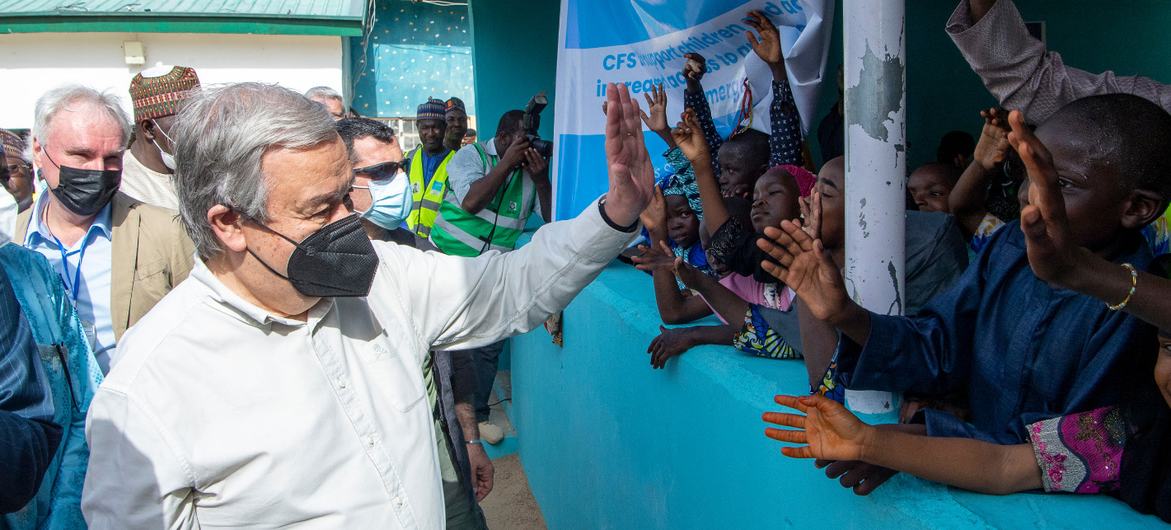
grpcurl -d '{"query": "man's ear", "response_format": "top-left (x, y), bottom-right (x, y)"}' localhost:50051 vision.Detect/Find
top-left (1121, 189), bottom-right (1165, 230)
top-left (139, 119), bottom-right (157, 141)
top-left (208, 204), bottom-right (248, 253)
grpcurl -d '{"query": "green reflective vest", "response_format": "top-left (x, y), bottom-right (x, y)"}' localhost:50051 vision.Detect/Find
top-left (406, 147), bottom-right (455, 238)
top-left (430, 143), bottom-right (536, 257)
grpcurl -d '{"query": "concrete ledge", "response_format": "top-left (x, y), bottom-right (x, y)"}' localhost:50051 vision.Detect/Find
top-left (509, 262), bottom-right (1162, 529)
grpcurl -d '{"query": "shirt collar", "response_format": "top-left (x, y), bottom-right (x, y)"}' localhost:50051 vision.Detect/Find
top-left (484, 138), bottom-right (498, 157)
top-left (24, 191), bottom-right (113, 248)
top-left (189, 258), bottom-right (333, 330)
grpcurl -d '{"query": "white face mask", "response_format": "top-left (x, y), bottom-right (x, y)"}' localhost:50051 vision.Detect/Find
top-left (354, 170), bottom-right (413, 231)
top-left (151, 120), bottom-right (177, 171)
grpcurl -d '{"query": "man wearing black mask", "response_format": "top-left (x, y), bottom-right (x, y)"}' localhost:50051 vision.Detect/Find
top-left (13, 85), bottom-right (194, 373)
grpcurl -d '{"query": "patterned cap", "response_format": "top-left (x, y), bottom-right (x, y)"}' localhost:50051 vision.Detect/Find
top-left (129, 66), bottom-right (201, 122)
top-left (445, 97), bottom-right (466, 117)
top-left (416, 98), bottom-right (446, 121)
top-left (0, 129), bottom-right (27, 163)
top-left (662, 168), bottom-right (703, 218)
top-left (779, 164), bottom-right (817, 198)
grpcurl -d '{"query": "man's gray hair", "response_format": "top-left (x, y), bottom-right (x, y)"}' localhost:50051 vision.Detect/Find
top-left (172, 82), bottom-right (339, 260)
top-left (33, 85), bottom-right (132, 147)
top-left (304, 86), bottom-right (343, 103)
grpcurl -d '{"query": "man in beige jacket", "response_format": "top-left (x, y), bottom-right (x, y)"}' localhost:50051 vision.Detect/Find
top-left (14, 85), bottom-right (194, 373)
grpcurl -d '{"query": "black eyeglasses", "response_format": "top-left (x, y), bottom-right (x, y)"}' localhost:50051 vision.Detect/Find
top-left (353, 160), bottom-right (401, 182)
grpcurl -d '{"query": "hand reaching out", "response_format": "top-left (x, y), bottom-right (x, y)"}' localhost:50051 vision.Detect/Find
top-left (764, 395), bottom-right (871, 462)
top-left (639, 84), bottom-right (670, 134)
top-left (603, 83), bottom-right (657, 227)
top-left (682, 53), bottom-right (707, 83)
top-left (745, 10), bottom-right (784, 68)
top-left (756, 220), bottom-right (851, 322)
top-left (1006, 109), bottom-right (1083, 288)
top-left (974, 108), bottom-right (1011, 172)
top-left (467, 444), bottom-right (495, 501)
top-left (631, 240), bottom-right (680, 275)
top-left (639, 186), bottom-right (667, 238)
top-left (647, 325), bottom-right (692, 369)
top-left (671, 109), bottom-right (711, 164)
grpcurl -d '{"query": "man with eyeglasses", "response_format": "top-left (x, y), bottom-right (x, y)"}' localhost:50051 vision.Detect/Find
top-left (1, 130), bottom-right (34, 215)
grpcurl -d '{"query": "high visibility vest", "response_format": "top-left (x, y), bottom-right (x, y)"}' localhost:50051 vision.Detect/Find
top-left (430, 143), bottom-right (536, 257)
top-left (406, 147), bottom-right (455, 238)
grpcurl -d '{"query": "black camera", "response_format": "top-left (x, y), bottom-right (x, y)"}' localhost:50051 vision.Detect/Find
top-left (522, 92), bottom-right (554, 158)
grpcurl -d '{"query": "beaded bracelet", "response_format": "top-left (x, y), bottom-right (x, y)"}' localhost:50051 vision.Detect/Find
top-left (1107, 263), bottom-right (1138, 311)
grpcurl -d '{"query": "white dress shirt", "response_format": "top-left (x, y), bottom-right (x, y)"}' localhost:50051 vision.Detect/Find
top-left (81, 199), bottom-right (634, 529)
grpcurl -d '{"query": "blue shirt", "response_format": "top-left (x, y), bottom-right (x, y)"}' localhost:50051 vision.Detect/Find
top-left (22, 193), bottom-right (115, 373)
top-left (420, 148), bottom-right (451, 188)
top-left (833, 223), bottom-right (1157, 443)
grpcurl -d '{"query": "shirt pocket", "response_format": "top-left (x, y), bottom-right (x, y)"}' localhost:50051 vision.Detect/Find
top-left (359, 333), bottom-right (428, 413)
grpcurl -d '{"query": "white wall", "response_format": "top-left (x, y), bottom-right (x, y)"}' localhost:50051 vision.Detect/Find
top-left (0, 32), bottom-right (345, 128)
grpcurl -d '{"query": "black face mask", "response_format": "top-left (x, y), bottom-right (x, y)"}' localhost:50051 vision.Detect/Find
top-left (247, 214), bottom-right (379, 298)
top-left (44, 150), bottom-right (121, 217)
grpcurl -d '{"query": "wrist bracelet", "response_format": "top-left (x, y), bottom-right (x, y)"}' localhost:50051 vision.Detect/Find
top-left (466, 439), bottom-right (484, 446)
top-left (598, 196), bottom-right (640, 233)
top-left (1106, 263), bottom-right (1138, 311)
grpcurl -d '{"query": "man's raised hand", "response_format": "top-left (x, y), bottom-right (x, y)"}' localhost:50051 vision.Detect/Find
top-left (603, 83), bottom-right (656, 227)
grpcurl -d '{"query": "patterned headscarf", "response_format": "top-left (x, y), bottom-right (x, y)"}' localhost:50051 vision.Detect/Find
top-left (445, 97), bottom-right (466, 117)
top-left (661, 168), bottom-right (703, 218)
top-left (129, 66), bottom-right (200, 122)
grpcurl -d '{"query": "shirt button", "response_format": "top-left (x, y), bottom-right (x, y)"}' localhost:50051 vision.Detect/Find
top-left (393, 496), bottom-right (403, 508)
top-left (337, 378), bottom-right (347, 389)
top-left (367, 435), bottom-right (377, 448)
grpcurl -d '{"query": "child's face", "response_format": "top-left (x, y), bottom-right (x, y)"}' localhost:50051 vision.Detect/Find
top-left (816, 159), bottom-right (846, 249)
top-left (1156, 335), bottom-right (1171, 408)
top-left (665, 194), bottom-right (699, 249)
top-left (717, 144), bottom-right (764, 200)
top-left (907, 165), bottom-right (955, 213)
top-left (1017, 125), bottom-right (1131, 251)
top-left (751, 169), bottom-right (800, 233)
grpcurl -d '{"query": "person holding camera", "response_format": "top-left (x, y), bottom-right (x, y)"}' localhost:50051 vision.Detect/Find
top-left (429, 109), bottom-right (552, 447)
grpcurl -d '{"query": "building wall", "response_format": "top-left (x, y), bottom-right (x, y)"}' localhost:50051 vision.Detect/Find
top-left (509, 263), bottom-right (1163, 529)
top-left (0, 32), bottom-right (343, 129)
top-left (469, 0), bottom-right (559, 140)
top-left (349, 0), bottom-right (475, 119)
top-left (810, 0), bottom-right (1171, 170)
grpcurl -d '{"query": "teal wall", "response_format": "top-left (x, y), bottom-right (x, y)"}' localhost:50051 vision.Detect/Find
top-left (469, 0), bottom-right (559, 140)
top-left (811, 0), bottom-right (1171, 170)
top-left (350, 0), bottom-right (475, 118)
top-left (510, 264), bottom-right (1162, 529)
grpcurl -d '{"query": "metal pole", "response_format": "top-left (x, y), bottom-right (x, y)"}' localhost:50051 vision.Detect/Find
top-left (842, 0), bottom-right (906, 416)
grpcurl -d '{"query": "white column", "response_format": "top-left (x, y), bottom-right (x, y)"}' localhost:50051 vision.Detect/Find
top-left (842, 0), bottom-right (906, 416)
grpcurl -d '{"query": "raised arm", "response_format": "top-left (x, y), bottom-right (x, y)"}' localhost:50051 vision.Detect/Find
top-left (950, 108), bottom-right (1011, 237)
top-left (682, 53), bottom-right (724, 173)
top-left (632, 240), bottom-right (713, 325)
top-left (1008, 109), bottom-right (1171, 331)
top-left (378, 83), bottom-right (652, 356)
top-left (745, 10), bottom-right (803, 167)
top-left (673, 110), bottom-right (729, 237)
top-left (948, 0), bottom-right (1171, 124)
top-left (764, 395), bottom-right (1042, 495)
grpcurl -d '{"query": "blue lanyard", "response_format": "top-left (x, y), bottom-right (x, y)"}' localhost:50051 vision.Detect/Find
top-left (50, 231), bottom-right (89, 304)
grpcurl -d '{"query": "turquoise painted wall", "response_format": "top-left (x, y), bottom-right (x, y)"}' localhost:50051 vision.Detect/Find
top-left (350, 0), bottom-right (475, 118)
top-left (469, 0), bottom-right (559, 140)
top-left (811, 0), bottom-right (1171, 170)
top-left (509, 263), bottom-right (1163, 529)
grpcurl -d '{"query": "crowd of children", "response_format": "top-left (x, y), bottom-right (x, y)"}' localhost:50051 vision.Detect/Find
top-left (625, 7), bottom-right (1171, 522)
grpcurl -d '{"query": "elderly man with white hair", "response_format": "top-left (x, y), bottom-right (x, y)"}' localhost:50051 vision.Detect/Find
top-left (305, 85), bottom-right (347, 120)
top-left (12, 85), bottom-right (194, 373)
top-left (81, 81), bottom-right (654, 528)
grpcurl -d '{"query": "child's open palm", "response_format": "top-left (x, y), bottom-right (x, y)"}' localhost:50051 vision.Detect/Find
top-left (764, 395), bottom-right (869, 462)
top-left (757, 220), bottom-right (850, 322)
top-left (671, 110), bottom-right (710, 163)
top-left (639, 84), bottom-right (670, 134)
top-left (975, 108), bottom-right (1011, 171)
top-left (1006, 110), bottom-right (1083, 288)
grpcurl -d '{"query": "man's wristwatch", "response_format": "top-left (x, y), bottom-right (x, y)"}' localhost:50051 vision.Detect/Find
top-left (598, 196), bottom-right (640, 233)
